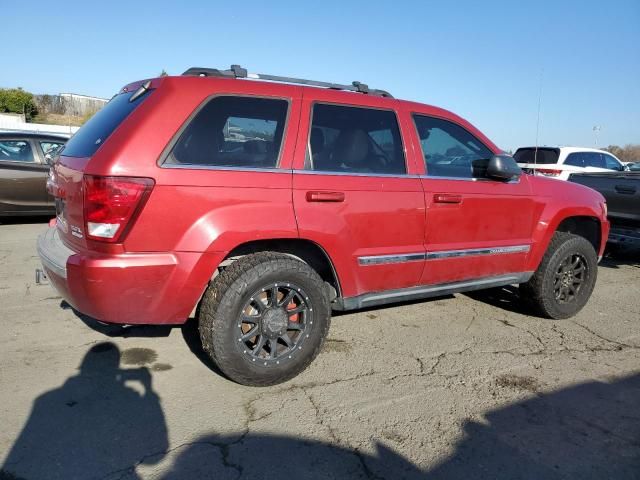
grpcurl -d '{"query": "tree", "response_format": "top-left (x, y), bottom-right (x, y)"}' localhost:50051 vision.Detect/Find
top-left (603, 144), bottom-right (640, 163)
top-left (0, 88), bottom-right (38, 121)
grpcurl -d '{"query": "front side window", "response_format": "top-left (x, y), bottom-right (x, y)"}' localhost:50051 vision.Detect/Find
top-left (602, 154), bottom-right (623, 171)
top-left (166, 96), bottom-right (289, 168)
top-left (413, 115), bottom-right (492, 178)
top-left (0, 140), bottom-right (35, 163)
top-left (307, 104), bottom-right (406, 174)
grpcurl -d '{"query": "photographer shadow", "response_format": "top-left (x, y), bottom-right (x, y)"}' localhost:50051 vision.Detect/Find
top-left (1, 342), bottom-right (168, 480)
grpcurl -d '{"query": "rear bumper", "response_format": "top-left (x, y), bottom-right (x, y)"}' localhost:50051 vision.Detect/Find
top-left (37, 227), bottom-right (223, 325)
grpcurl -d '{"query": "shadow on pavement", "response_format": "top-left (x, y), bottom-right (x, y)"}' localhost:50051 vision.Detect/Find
top-left (427, 373), bottom-right (640, 479)
top-left (600, 245), bottom-right (640, 269)
top-left (180, 317), bottom-right (227, 378)
top-left (1, 342), bottom-right (168, 480)
top-left (62, 301), bottom-right (174, 338)
top-left (2, 338), bottom-right (639, 479)
top-left (62, 301), bottom-right (225, 378)
top-left (464, 285), bottom-right (539, 316)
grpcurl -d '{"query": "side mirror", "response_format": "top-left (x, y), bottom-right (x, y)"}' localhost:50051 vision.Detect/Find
top-left (44, 153), bottom-right (54, 165)
top-left (486, 154), bottom-right (522, 181)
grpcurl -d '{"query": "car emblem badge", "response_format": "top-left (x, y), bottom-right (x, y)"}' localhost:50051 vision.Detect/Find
top-left (71, 225), bottom-right (84, 238)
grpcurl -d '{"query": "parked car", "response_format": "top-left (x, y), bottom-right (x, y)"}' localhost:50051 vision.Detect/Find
top-left (38, 66), bottom-right (609, 386)
top-left (0, 132), bottom-right (68, 216)
top-left (569, 171), bottom-right (640, 248)
top-left (627, 162), bottom-right (640, 172)
top-left (514, 146), bottom-right (626, 180)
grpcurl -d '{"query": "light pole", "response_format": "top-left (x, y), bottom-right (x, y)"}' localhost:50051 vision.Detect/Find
top-left (593, 125), bottom-right (601, 147)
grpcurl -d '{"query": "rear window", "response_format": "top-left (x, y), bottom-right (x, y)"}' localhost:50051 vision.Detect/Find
top-left (62, 90), bottom-right (152, 158)
top-left (513, 148), bottom-right (559, 165)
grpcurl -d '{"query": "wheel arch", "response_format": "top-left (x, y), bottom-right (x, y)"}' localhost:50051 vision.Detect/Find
top-left (220, 238), bottom-right (342, 300)
top-left (555, 216), bottom-right (602, 253)
top-left (527, 210), bottom-right (603, 272)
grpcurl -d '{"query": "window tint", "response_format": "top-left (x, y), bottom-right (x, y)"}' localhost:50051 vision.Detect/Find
top-left (307, 104), bottom-right (406, 174)
top-left (564, 152), bottom-right (585, 167)
top-left (166, 96), bottom-right (288, 168)
top-left (585, 153), bottom-right (605, 168)
top-left (413, 115), bottom-right (493, 178)
top-left (0, 140), bottom-right (35, 163)
top-left (566, 152), bottom-right (609, 169)
top-left (63, 90), bottom-right (151, 158)
top-left (602, 154), bottom-right (623, 171)
top-left (513, 148), bottom-right (560, 165)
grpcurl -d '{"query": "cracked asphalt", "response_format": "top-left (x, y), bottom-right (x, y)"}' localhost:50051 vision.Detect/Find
top-left (1, 221), bottom-right (639, 479)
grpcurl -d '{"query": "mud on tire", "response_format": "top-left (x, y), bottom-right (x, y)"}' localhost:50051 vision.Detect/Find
top-left (198, 252), bottom-right (331, 386)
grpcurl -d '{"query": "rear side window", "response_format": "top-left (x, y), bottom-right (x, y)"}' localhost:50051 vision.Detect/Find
top-left (564, 153), bottom-right (586, 167)
top-left (0, 140), bottom-right (35, 163)
top-left (513, 148), bottom-right (560, 165)
top-left (40, 141), bottom-right (65, 157)
top-left (413, 115), bottom-right (492, 178)
top-left (165, 96), bottom-right (288, 169)
top-left (62, 90), bottom-right (151, 158)
top-left (565, 152), bottom-right (606, 168)
top-left (307, 104), bottom-right (406, 174)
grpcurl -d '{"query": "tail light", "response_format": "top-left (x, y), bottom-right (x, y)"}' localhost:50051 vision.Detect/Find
top-left (536, 169), bottom-right (562, 177)
top-left (83, 175), bottom-right (154, 242)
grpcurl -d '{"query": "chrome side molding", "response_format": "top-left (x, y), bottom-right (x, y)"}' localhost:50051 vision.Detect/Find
top-left (358, 244), bottom-right (530, 266)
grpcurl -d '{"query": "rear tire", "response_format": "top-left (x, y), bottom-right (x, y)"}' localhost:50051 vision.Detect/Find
top-left (198, 252), bottom-right (331, 386)
top-left (520, 232), bottom-right (598, 319)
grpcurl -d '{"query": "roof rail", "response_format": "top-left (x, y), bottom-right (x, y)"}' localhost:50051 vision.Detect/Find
top-left (181, 65), bottom-right (393, 98)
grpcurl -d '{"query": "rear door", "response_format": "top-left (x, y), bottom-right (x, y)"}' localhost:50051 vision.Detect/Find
top-left (408, 113), bottom-right (536, 285)
top-left (0, 138), bottom-right (50, 215)
top-left (291, 91), bottom-right (426, 299)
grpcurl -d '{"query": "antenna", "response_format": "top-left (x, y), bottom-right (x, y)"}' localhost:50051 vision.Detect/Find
top-left (534, 68), bottom-right (544, 166)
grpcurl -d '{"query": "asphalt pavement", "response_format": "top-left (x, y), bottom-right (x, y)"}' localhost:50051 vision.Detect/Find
top-left (1, 220), bottom-right (639, 479)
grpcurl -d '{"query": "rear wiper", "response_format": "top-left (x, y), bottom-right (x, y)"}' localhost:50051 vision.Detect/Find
top-left (129, 80), bottom-right (151, 102)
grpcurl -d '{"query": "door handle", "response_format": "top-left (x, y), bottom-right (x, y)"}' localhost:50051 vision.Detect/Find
top-left (434, 194), bottom-right (462, 204)
top-left (306, 191), bottom-right (345, 202)
top-left (615, 185), bottom-right (636, 194)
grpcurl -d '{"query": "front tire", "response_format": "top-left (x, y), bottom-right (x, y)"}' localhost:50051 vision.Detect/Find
top-left (199, 252), bottom-right (331, 386)
top-left (520, 232), bottom-right (598, 319)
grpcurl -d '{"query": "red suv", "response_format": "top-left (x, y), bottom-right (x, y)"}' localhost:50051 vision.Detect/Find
top-left (38, 65), bottom-right (609, 386)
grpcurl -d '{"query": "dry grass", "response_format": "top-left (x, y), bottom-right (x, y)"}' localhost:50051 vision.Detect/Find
top-left (31, 112), bottom-right (91, 127)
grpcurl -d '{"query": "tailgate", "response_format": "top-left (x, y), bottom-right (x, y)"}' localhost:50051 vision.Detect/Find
top-left (50, 156), bottom-right (91, 251)
top-left (48, 86), bottom-right (155, 250)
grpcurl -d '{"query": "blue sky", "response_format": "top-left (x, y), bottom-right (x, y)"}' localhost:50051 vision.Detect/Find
top-left (2, 0), bottom-right (638, 150)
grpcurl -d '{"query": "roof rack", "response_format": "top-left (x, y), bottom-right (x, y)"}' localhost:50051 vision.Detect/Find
top-left (182, 65), bottom-right (393, 98)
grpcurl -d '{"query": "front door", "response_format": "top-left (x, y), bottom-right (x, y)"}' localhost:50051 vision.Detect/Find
top-left (292, 92), bottom-right (426, 299)
top-left (409, 114), bottom-right (536, 285)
